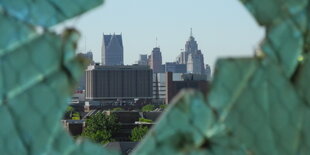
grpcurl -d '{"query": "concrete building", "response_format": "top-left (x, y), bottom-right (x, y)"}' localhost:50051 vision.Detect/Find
top-left (152, 73), bottom-right (183, 102)
top-left (152, 72), bottom-right (208, 104)
top-left (164, 62), bottom-right (187, 73)
top-left (77, 51), bottom-right (94, 91)
top-left (71, 90), bottom-right (86, 104)
top-left (205, 64), bottom-right (211, 81)
top-left (62, 120), bottom-right (85, 136)
top-left (153, 73), bottom-right (166, 100)
top-left (166, 72), bottom-right (209, 104)
top-left (85, 65), bottom-right (153, 101)
top-left (176, 51), bottom-right (188, 64)
top-left (137, 54), bottom-right (148, 65)
top-left (187, 50), bottom-right (205, 74)
top-left (149, 47), bottom-right (163, 73)
top-left (101, 33), bottom-right (124, 66)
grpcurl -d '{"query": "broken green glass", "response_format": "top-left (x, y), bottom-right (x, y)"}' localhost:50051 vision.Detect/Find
top-left (1, 0), bottom-right (310, 155)
top-left (0, 0), bottom-right (104, 27)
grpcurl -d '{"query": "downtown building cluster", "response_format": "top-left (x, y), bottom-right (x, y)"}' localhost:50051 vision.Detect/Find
top-left (144, 29), bottom-right (211, 78)
top-left (64, 31), bottom-right (211, 151)
top-left (76, 30), bottom-right (210, 105)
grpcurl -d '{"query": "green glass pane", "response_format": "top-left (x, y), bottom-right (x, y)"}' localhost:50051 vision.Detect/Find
top-left (0, 0), bottom-right (104, 27)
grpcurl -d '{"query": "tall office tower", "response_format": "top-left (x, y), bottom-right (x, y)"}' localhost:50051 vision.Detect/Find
top-left (185, 30), bottom-right (198, 53)
top-left (150, 47), bottom-right (163, 73)
top-left (101, 33), bottom-right (123, 66)
top-left (176, 29), bottom-right (207, 75)
top-left (176, 51), bottom-right (188, 64)
top-left (137, 54), bottom-right (148, 65)
top-left (187, 50), bottom-right (205, 74)
top-left (205, 64), bottom-right (211, 81)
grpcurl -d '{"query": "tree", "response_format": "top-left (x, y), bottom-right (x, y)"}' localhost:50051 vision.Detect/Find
top-left (72, 112), bottom-right (80, 120)
top-left (130, 126), bottom-right (149, 142)
top-left (111, 107), bottom-right (124, 112)
top-left (82, 113), bottom-right (119, 144)
top-left (141, 104), bottom-right (155, 112)
top-left (66, 106), bottom-right (74, 113)
top-left (159, 104), bottom-right (167, 110)
top-left (65, 106), bottom-right (74, 118)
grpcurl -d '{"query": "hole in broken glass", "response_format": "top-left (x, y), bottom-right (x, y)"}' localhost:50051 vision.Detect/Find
top-left (59, 0), bottom-right (265, 154)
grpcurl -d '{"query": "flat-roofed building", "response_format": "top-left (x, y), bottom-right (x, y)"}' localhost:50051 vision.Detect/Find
top-left (164, 62), bottom-right (187, 73)
top-left (86, 65), bottom-right (153, 101)
top-left (166, 72), bottom-right (209, 104)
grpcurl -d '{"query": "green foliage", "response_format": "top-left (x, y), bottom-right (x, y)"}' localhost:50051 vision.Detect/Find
top-left (71, 112), bottom-right (80, 120)
top-left (82, 113), bottom-right (119, 144)
top-left (159, 104), bottom-right (167, 110)
top-left (141, 104), bottom-right (155, 112)
top-left (72, 112), bottom-right (80, 117)
top-left (130, 126), bottom-right (149, 142)
top-left (66, 106), bottom-right (74, 113)
top-left (65, 106), bottom-right (74, 118)
top-left (111, 107), bottom-right (124, 112)
top-left (86, 130), bottom-right (112, 145)
top-left (138, 118), bottom-right (153, 123)
top-left (72, 117), bottom-right (80, 120)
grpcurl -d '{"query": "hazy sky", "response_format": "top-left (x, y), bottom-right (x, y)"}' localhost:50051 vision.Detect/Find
top-left (60, 0), bottom-right (265, 70)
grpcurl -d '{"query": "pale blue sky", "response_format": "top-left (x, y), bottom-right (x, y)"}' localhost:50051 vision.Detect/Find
top-left (61, 0), bottom-right (265, 70)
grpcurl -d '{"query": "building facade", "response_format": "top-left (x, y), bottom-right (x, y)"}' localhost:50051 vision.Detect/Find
top-left (149, 47), bottom-right (163, 73)
top-left (166, 72), bottom-right (209, 104)
top-left (101, 33), bottom-right (124, 66)
top-left (176, 29), bottom-right (207, 75)
top-left (205, 64), bottom-right (211, 81)
top-left (77, 51), bottom-right (94, 91)
top-left (86, 65), bottom-right (153, 100)
top-left (137, 54), bottom-right (148, 65)
top-left (164, 62), bottom-right (187, 73)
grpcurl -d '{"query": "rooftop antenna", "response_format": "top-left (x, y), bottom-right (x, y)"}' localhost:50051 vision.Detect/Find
top-left (155, 37), bottom-right (158, 47)
top-left (190, 28), bottom-right (193, 37)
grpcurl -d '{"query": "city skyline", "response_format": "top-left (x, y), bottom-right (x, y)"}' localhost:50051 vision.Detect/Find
top-left (58, 0), bottom-right (265, 70)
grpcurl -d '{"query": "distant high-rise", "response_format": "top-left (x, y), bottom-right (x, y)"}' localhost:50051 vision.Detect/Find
top-left (185, 29), bottom-right (198, 53)
top-left (150, 47), bottom-right (163, 73)
top-left (78, 51), bottom-right (94, 65)
top-left (176, 29), bottom-right (207, 75)
top-left (101, 33), bottom-right (123, 66)
top-left (187, 50), bottom-right (205, 74)
top-left (164, 62), bottom-right (187, 73)
top-left (205, 64), bottom-right (211, 81)
top-left (137, 54), bottom-right (148, 65)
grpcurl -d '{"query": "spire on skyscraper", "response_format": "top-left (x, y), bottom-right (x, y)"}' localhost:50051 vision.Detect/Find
top-left (190, 28), bottom-right (193, 37)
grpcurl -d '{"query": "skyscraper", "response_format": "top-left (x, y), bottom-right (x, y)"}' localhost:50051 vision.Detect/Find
top-left (101, 33), bottom-right (123, 66)
top-left (150, 47), bottom-right (163, 73)
top-left (137, 54), bottom-right (148, 65)
top-left (205, 64), bottom-right (211, 81)
top-left (176, 29), bottom-right (207, 75)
